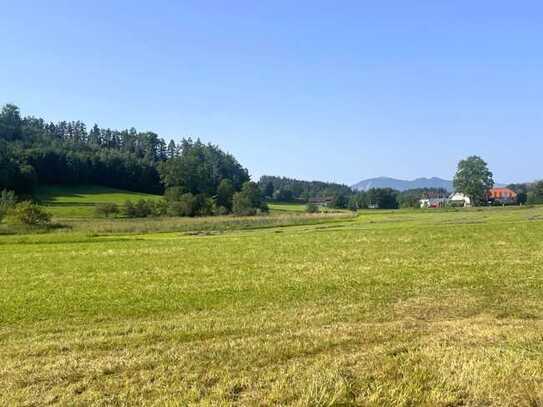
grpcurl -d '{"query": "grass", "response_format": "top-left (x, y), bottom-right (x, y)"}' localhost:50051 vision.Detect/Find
top-left (34, 185), bottom-right (162, 218)
top-left (2, 205), bottom-right (543, 405)
top-left (268, 201), bottom-right (307, 212)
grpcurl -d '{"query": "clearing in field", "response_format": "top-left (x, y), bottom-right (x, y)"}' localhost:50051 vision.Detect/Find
top-left (2, 206), bottom-right (543, 405)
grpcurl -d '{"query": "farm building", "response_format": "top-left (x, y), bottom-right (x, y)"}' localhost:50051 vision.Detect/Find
top-left (419, 197), bottom-right (448, 208)
top-left (487, 187), bottom-right (517, 204)
top-left (448, 192), bottom-right (471, 207)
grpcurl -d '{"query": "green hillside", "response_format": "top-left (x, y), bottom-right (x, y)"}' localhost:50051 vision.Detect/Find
top-left (268, 202), bottom-right (307, 213)
top-left (34, 185), bottom-right (162, 218)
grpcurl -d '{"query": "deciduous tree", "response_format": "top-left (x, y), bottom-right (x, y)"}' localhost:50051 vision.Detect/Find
top-left (453, 156), bottom-right (494, 206)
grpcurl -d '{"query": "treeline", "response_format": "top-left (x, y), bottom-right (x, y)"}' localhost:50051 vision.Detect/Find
top-left (258, 175), bottom-right (353, 202)
top-left (0, 104), bottom-right (172, 193)
top-left (507, 181), bottom-right (543, 204)
top-left (257, 172), bottom-right (450, 210)
top-left (346, 188), bottom-right (448, 210)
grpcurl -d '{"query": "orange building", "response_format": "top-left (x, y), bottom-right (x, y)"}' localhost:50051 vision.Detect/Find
top-left (487, 187), bottom-right (517, 203)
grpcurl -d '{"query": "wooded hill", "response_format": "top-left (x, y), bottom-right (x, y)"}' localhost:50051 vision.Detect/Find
top-left (0, 104), bottom-right (248, 198)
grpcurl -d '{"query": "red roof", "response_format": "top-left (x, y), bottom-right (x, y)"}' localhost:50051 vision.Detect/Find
top-left (488, 188), bottom-right (517, 199)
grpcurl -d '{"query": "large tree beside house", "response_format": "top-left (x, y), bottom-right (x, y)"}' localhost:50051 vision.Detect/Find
top-left (453, 156), bottom-right (494, 206)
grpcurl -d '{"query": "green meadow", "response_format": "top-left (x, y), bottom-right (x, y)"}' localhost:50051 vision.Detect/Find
top-left (268, 201), bottom-right (308, 213)
top-left (268, 202), bottom-right (347, 214)
top-left (2, 199), bottom-right (543, 405)
top-left (34, 185), bottom-right (162, 218)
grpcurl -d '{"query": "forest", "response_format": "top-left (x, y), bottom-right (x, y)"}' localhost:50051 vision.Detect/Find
top-left (0, 104), bottom-right (253, 199)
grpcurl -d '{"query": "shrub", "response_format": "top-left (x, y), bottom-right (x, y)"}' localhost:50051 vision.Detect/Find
top-left (123, 199), bottom-right (163, 218)
top-left (95, 202), bottom-right (119, 218)
top-left (167, 193), bottom-right (197, 217)
top-left (216, 179), bottom-right (234, 212)
top-left (166, 193), bottom-right (215, 217)
top-left (0, 189), bottom-right (17, 220)
top-left (164, 186), bottom-right (185, 202)
top-left (134, 199), bottom-right (153, 218)
top-left (232, 182), bottom-right (268, 216)
top-left (214, 205), bottom-right (230, 216)
top-left (123, 200), bottom-right (138, 218)
top-left (233, 192), bottom-right (257, 216)
top-left (194, 194), bottom-right (214, 216)
top-left (306, 202), bottom-right (319, 213)
top-left (152, 199), bottom-right (169, 216)
top-left (6, 201), bottom-right (51, 226)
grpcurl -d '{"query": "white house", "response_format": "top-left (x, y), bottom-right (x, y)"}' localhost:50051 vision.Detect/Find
top-left (448, 192), bottom-right (471, 207)
top-left (419, 197), bottom-right (448, 208)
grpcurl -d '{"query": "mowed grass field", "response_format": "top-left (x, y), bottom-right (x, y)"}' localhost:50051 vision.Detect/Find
top-left (34, 185), bottom-right (162, 218)
top-left (2, 205), bottom-right (543, 405)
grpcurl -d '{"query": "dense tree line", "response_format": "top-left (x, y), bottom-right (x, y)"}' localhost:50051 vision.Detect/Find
top-left (0, 104), bottom-right (169, 194)
top-left (348, 188), bottom-right (399, 210)
top-left (258, 175), bottom-right (353, 203)
top-left (157, 138), bottom-right (260, 215)
top-left (259, 172), bottom-right (452, 211)
top-left (507, 181), bottom-right (543, 205)
top-left (345, 187), bottom-right (449, 210)
top-left (159, 139), bottom-right (249, 195)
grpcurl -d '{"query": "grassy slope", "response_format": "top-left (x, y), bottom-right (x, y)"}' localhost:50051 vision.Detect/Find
top-left (34, 185), bottom-right (162, 218)
top-left (2, 207), bottom-right (543, 404)
top-left (268, 202), bottom-right (307, 212)
top-left (268, 202), bottom-right (349, 214)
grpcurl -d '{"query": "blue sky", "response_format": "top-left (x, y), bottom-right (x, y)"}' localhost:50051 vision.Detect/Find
top-left (2, 1), bottom-right (542, 185)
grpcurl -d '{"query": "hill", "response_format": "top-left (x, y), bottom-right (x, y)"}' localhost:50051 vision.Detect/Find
top-left (352, 176), bottom-right (453, 192)
top-left (0, 104), bottom-right (249, 197)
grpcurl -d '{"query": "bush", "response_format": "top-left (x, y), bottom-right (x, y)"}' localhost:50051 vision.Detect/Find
top-left (167, 193), bottom-right (197, 217)
top-left (214, 205), bottom-right (230, 216)
top-left (134, 199), bottom-right (153, 218)
top-left (216, 179), bottom-right (234, 212)
top-left (306, 202), bottom-right (319, 213)
top-left (95, 202), bottom-right (119, 218)
top-left (152, 199), bottom-right (169, 216)
top-left (123, 200), bottom-right (137, 218)
top-left (6, 201), bottom-right (51, 226)
top-left (123, 199), bottom-right (166, 218)
top-left (194, 194), bottom-right (214, 216)
top-left (232, 182), bottom-right (268, 216)
top-left (0, 189), bottom-right (17, 220)
top-left (164, 186), bottom-right (185, 202)
top-left (166, 193), bottom-right (215, 217)
top-left (233, 192), bottom-right (257, 216)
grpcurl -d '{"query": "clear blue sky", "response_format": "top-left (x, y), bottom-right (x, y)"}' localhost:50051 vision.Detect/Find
top-left (2, 1), bottom-right (542, 185)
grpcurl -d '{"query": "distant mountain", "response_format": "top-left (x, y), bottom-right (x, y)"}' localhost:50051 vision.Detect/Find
top-left (352, 177), bottom-right (454, 192)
